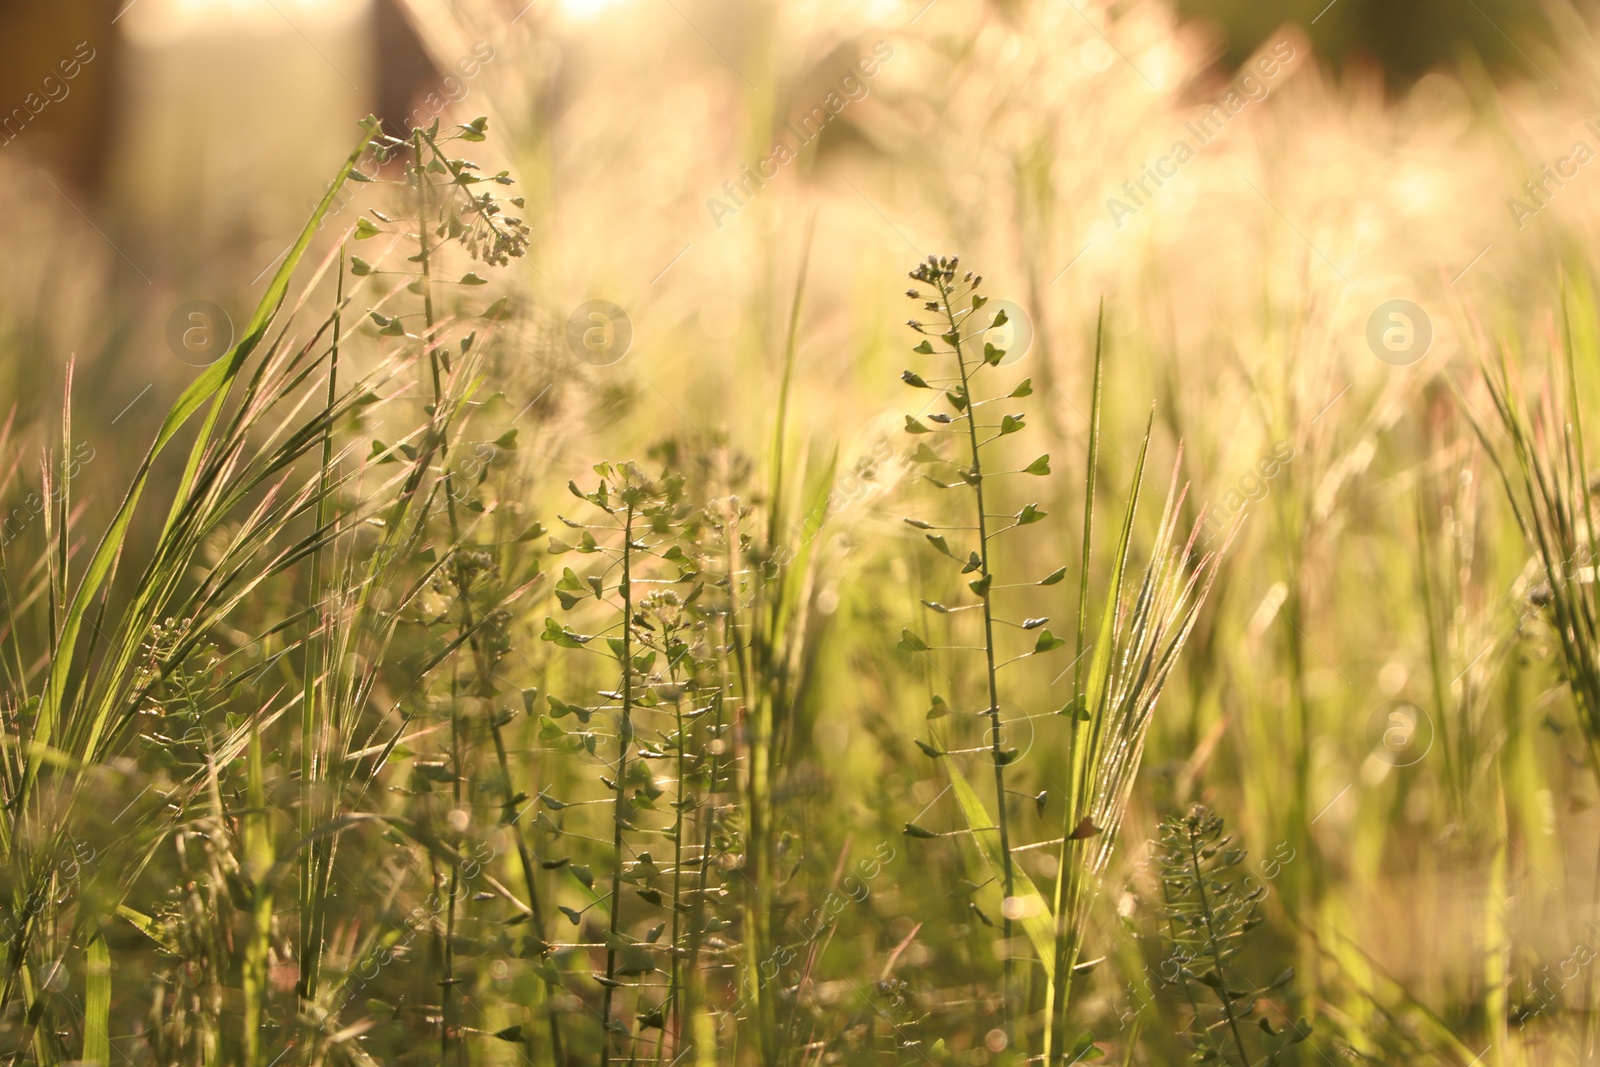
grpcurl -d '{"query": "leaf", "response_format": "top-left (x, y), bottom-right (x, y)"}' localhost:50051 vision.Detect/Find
top-left (904, 416), bottom-right (931, 434)
top-left (1011, 377), bottom-right (1034, 398)
top-left (85, 934), bottom-right (110, 1067)
top-left (349, 256), bottom-right (375, 276)
top-left (27, 118), bottom-right (382, 797)
top-left (897, 629), bottom-right (929, 653)
top-left (1068, 816), bottom-right (1101, 840)
top-left (902, 369), bottom-right (931, 388)
top-left (1016, 503), bottom-right (1047, 525)
top-left (1067, 1032), bottom-right (1104, 1062)
top-left (1034, 629), bottom-right (1066, 654)
top-left (354, 217), bottom-right (381, 239)
top-left (1000, 414), bottom-right (1025, 435)
top-left (968, 574), bottom-right (992, 596)
top-left (913, 340), bottom-right (935, 354)
top-left (903, 822), bottom-right (940, 839)
top-left (947, 762), bottom-right (1055, 981)
top-left (910, 444), bottom-right (943, 464)
top-left (927, 695), bottom-right (951, 720)
top-left (460, 272), bottom-right (489, 285)
top-left (1024, 454), bottom-right (1052, 476)
top-left (1039, 565), bottom-right (1067, 586)
top-left (914, 739), bottom-right (945, 758)
top-left (415, 762), bottom-right (456, 783)
top-left (926, 534), bottom-right (958, 558)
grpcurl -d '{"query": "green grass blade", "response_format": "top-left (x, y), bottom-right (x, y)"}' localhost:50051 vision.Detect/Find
top-left (947, 759), bottom-right (1054, 981)
top-left (26, 119), bottom-right (379, 793)
top-left (83, 934), bottom-right (109, 1067)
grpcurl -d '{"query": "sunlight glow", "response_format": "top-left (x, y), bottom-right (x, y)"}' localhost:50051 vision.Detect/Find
top-left (557, 0), bottom-right (629, 18)
top-left (121, 0), bottom-right (368, 46)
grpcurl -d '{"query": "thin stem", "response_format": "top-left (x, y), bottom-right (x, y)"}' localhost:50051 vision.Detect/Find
top-left (936, 275), bottom-right (1015, 1027)
top-left (600, 505), bottom-right (636, 1067)
top-left (667, 654), bottom-right (687, 1058)
top-left (1187, 828), bottom-right (1252, 1067)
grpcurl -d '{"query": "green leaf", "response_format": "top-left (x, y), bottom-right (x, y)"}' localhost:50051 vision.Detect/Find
top-left (1067, 1032), bottom-right (1104, 1061)
top-left (927, 695), bottom-right (950, 720)
top-left (968, 574), bottom-right (991, 596)
top-left (914, 739), bottom-right (945, 758)
top-left (1034, 629), bottom-right (1066, 653)
top-left (1016, 503), bottom-right (1046, 525)
top-left (1024, 454), bottom-right (1052, 476)
top-left (1011, 377), bottom-right (1033, 398)
top-left (898, 629), bottom-right (929, 653)
top-left (1000, 414), bottom-right (1025, 435)
top-left (1039, 566), bottom-right (1067, 586)
top-left (910, 444), bottom-right (943, 464)
top-left (905, 416), bottom-right (931, 434)
top-left (27, 119), bottom-right (382, 796)
top-left (349, 256), bottom-right (375, 276)
top-left (354, 217), bottom-right (382, 239)
top-left (903, 822), bottom-right (939, 839)
top-left (460, 272), bottom-right (489, 285)
top-left (903, 369), bottom-right (931, 388)
top-left (926, 534), bottom-right (958, 558)
top-left (913, 340), bottom-right (935, 354)
top-left (85, 935), bottom-right (110, 1067)
top-left (947, 762), bottom-right (1055, 980)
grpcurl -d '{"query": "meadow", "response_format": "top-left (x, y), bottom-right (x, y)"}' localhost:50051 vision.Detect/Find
top-left (3, 0), bottom-right (1600, 1064)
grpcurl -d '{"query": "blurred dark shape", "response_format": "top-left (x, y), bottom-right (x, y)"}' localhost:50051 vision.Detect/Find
top-left (372, 0), bottom-right (442, 141)
top-left (1177, 0), bottom-right (1559, 87)
top-left (0, 0), bottom-right (119, 191)
top-left (0, 0), bottom-right (441, 195)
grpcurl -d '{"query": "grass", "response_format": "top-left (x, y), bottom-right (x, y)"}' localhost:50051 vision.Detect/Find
top-left (12, 2), bottom-right (1600, 1065)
